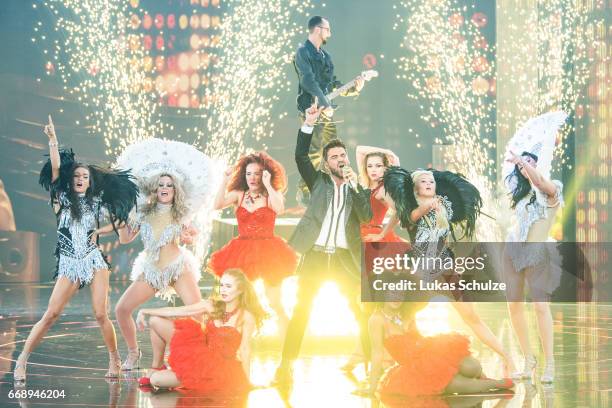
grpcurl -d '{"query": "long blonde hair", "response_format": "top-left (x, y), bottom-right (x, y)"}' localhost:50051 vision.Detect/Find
top-left (140, 173), bottom-right (188, 222)
top-left (359, 151), bottom-right (390, 188)
top-left (412, 170), bottom-right (449, 230)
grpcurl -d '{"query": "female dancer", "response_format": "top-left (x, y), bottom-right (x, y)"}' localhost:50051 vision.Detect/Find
top-left (356, 145), bottom-right (404, 243)
top-left (504, 150), bottom-right (563, 383)
top-left (114, 138), bottom-right (216, 370)
top-left (135, 268), bottom-right (266, 392)
top-left (13, 115), bottom-right (138, 381)
top-left (367, 301), bottom-right (513, 396)
top-left (208, 152), bottom-right (296, 337)
top-left (342, 146), bottom-right (408, 373)
top-left (384, 168), bottom-right (517, 376)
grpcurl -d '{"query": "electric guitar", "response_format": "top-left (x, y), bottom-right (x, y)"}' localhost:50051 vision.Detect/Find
top-left (322, 69), bottom-right (378, 117)
top-left (298, 69), bottom-right (379, 116)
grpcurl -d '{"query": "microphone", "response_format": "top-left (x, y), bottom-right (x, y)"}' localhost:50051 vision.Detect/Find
top-left (340, 164), bottom-right (358, 191)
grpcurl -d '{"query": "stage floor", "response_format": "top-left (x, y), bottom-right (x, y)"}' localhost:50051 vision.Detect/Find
top-left (0, 282), bottom-right (610, 407)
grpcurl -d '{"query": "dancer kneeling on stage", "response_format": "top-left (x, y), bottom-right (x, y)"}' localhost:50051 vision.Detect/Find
top-left (135, 269), bottom-right (267, 392)
top-left (366, 301), bottom-right (513, 396)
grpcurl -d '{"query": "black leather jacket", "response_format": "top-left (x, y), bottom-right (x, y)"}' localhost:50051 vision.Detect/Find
top-left (289, 129), bottom-right (372, 268)
top-left (293, 39), bottom-right (342, 113)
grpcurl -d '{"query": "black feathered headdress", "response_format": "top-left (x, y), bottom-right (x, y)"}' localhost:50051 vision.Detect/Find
top-left (39, 148), bottom-right (138, 226)
top-left (383, 166), bottom-right (482, 239)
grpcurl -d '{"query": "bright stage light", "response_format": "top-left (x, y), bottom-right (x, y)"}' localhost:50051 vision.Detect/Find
top-left (253, 278), bottom-right (456, 338)
top-left (255, 278), bottom-right (358, 337)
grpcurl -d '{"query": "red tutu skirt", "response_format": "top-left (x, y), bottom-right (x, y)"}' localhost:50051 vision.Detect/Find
top-left (209, 236), bottom-right (297, 285)
top-left (168, 318), bottom-right (250, 393)
top-left (378, 332), bottom-right (471, 396)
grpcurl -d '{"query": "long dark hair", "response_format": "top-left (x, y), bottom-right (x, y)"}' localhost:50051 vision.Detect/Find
top-left (505, 152), bottom-right (538, 209)
top-left (67, 163), bottom-right (95, 221)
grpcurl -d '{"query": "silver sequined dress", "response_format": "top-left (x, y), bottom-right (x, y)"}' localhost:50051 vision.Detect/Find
top-left (129, 209), bottom-right (200, 300)
top-left (54, 192), bottom-right (110, 287)
top-left (506, 180), bottom-right (564, 295)
top-left (411, 196), bottom-right (454, 281)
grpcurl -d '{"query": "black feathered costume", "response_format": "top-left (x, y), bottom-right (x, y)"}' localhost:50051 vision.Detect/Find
top-left (39, 149), bottom-right (138, 287)
top-left (383, 167), bottom-right (482, 280)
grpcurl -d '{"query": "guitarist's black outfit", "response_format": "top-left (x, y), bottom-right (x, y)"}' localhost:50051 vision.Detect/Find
top-left (293, 39), bottom-right (359, 205)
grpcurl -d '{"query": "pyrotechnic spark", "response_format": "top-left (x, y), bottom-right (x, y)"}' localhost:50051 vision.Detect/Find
top-left (496, 1), bottom-right (608, 172)
top-left (198, 0), bottom-right (313, 163)
top-left (394, 0), bottom-right (498, 240)
top-left (37, 0), bottom-right (162, 156)
top-left (395, 0), bottom-right (607, 240)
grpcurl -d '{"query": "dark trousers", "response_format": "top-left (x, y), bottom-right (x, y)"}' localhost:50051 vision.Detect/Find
top-left (296, 114), bottom-right (338, 205)
top-left (280, 248), bottom-right (371, 364)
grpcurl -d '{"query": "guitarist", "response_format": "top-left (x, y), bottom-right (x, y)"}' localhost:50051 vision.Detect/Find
top-left (294, 16), bottom-right (364, 205)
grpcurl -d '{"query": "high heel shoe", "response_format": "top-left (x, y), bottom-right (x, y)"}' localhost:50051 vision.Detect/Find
top-left (540, 360), bottom-right (554, 383)
top-left (13, 360), bottom-right (27, 382)
top-left (121, 348), bottom-right (142, 371)
top-left (487, 378), bottom-right (514, 392)
top-left (138, 364), bottom-right (168, 387)
top-left (105, 351), bottom-right (122, 378)
top-left (498, 378), bottom-right (514, 389)
top-left (511, 355), bottom-right (537, 379)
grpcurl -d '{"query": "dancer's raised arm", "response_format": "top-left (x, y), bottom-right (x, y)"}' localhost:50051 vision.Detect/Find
top-left (508, 151), bottom-right (558, 198)
top-left (137, 299), bottom-right (214, 327)
top-left (43, 115), bottom-right (60, 183)
top-left (214, 167), bottom-right (241, 210)
top-left (262, 170), bottom-right (284, 214)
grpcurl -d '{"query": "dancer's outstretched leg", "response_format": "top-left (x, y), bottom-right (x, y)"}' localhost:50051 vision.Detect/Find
top-left (453, 302), bottom-right (517, 375)
top-left (14, 277), bottom-right (79, 381)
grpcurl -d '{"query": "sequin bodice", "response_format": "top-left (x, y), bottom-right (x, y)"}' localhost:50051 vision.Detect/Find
top-left (235, 206), bottom-right (276, 238)
top-left (509, 180), bottom-right (564, 243)
top-left (56, 193), bottom-right (105, 259)
top-left (131, 210), bottom-right (182, 261)
top-left (414, 196), bottom-right (453, 243)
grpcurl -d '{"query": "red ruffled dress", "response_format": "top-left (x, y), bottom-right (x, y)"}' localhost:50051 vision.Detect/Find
top-left (209, 196), bottom-right (297, 285)
top-left (361, 185), bottom-right (405, 242)
top-left (169, 318), bottom-right (250, 393)
top-left (362, 185), bottom-right (411, 271)
top-left (378, 324), bottom-right (471, 396)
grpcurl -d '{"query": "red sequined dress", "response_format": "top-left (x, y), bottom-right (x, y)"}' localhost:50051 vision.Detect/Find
top-left (169, 318), bottom-right (250, 393)
top-left (209, 195), bottom-right (297, 285)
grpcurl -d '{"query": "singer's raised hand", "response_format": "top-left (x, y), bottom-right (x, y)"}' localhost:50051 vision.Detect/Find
top-left (342, 166), bottom-right (357, 185)
top-left (304, 97), bottom-right (323, 126)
